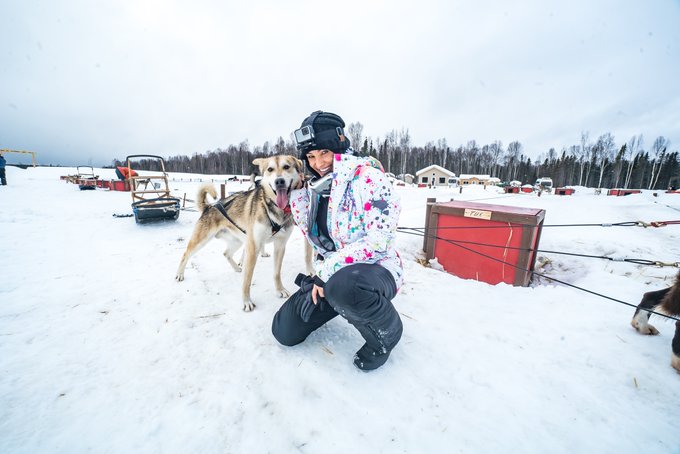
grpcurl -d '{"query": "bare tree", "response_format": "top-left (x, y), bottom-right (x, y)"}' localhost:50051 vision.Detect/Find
top-left (506, 141), bottom-right (522, 181)
top-left (384, 130), bottom-right (397, 173)
top-left (594, 133), bottom-right (615, 188)
top-left (436, 138), bottom-right (448, 168)
top-left (273, 137), bottom-right (286, 154)
top-left (648, 136), bottom-right (669, 189)
top-left (464, 140), bottom-right (480, 174)
top-left (347, 122), bottom-right (364, 153)
top-left (611, 144), bottom-right (626, 188)
top-left (577, 131), bottom-right (590, 186)
top-left (488, 141), bottom-right (503, 177)
top-left (398, 128), bottom-right (411, 177)
top-left (238, 140), bottom-right (250, 175)
top-left (624, 134), bottom-right (642, 189)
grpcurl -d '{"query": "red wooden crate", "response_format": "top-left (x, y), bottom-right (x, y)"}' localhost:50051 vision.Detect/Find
top-left (608, 189), bottom-right (641, 196)
top-left (423, 200), bottom-right (545, 286)
top-left (110, 180), bottom-right (130, 191)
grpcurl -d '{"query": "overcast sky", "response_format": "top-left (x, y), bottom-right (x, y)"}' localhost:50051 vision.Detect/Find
top-left (2, 0), bottom-right (680, 166)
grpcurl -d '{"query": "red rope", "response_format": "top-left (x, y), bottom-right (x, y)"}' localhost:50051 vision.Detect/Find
top-left (648, 220), bottom-right (680, 227)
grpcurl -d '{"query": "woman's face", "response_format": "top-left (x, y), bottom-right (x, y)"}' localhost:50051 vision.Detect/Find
top-left (306, 149), bottom-right (334, 177)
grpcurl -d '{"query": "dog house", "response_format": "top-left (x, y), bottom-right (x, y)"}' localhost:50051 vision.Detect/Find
top-left (607, 189), bottom-right (641, 196)
top-left (423, 199), bottom-right (545, 286)
top-left (554, 187), bottom-right (575, 196)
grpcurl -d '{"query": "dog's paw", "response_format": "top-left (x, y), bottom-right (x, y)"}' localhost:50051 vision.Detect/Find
top-left (671, 353), bottom-right (680, 374)
top-left (277, 287), bottom-right (290, 299)
top-left (260, 251), bottom-right (270, 258)
top-left (243, 300), bottom-right (256, 312)
top-left (641, 325), bottom-right (660, 335)
top-left (175, 273), bottom-right (185, 282)
top-left (631, 319), bottom-right (659, 335)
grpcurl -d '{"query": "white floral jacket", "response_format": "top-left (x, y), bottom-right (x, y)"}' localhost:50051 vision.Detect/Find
top-left (290, 153), bottom-right (404, 289)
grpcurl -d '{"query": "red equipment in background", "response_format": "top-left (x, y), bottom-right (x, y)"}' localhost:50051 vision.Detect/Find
top-left (607, 189), bottom-right (641, 196)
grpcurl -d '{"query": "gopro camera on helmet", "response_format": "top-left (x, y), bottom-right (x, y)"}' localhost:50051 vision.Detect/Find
top-left (293, 125), bottom-right (315, 148)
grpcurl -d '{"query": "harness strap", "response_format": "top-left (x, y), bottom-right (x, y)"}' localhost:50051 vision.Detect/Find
top-left (270, 217), bottom-right (282, 234)
top-left (215, 194), bottom-right (291, 236)
top-left (266, 203), bottom-right (292, 235)
top-left (213, 200), bottom-right (246, 234)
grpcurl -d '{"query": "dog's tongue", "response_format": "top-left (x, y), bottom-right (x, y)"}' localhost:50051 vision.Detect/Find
top-left (276, 189), bottom-right (289, 210)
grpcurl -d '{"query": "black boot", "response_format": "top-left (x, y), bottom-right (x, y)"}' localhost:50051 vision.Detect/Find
top-left (353, 324), bottom-right (394, 371)
top-left (354, 345), bottom-right (390, 371)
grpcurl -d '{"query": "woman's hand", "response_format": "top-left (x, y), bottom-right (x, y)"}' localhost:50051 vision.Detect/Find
top-left (311, 284), bottom-right (325, 305)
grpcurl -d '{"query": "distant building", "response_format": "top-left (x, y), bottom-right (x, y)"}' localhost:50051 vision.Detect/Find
top-left (458, 174), bottom-right (500, 186)
top-left (396, 173), bottom-right (415, 184)
top-left (416, 165), bottom-right (456, 187)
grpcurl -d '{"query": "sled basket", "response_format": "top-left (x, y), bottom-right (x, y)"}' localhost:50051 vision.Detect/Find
top-left (132, 197), bottom-right (181, 224)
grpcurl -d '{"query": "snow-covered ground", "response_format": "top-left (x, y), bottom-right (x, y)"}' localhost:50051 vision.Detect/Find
top-left (1, 165), bottom-right (679, 453)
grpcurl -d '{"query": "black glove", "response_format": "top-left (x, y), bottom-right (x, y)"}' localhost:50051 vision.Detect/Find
top-left (294, 273), bottom-right (326, 322)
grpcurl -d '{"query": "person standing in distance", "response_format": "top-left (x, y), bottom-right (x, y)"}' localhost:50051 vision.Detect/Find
top-left (272, 111), bottom-right (404, 371)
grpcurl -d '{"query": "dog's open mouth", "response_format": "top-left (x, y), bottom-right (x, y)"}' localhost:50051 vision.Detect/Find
top-left (276, 188), bottom-right (289, 210)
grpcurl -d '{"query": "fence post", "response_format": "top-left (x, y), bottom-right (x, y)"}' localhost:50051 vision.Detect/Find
top-left (423, 197), bottom-right (436, 254)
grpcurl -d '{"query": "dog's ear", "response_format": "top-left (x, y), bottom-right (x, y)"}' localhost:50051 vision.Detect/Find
top-left (252, 158), bottom-right (263, 168)
top-left (295, 158), bottom-right (304, 172)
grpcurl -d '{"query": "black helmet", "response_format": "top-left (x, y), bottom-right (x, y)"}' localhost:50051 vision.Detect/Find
top-left (292, 111), bottom-right (351, 156)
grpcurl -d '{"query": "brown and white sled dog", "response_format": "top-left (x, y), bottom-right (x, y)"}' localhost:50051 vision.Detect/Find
top-left (630, 270), bottom-right (680, 373)
top-left (176, 155), bottom-right (307, 311)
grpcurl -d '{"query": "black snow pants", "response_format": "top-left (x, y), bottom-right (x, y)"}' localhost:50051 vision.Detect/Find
top-left (272, 263), bottom-right (403, 354)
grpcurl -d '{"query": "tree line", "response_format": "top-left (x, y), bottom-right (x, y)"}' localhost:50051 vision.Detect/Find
top-left (113, 125), bottom-right (680, 190)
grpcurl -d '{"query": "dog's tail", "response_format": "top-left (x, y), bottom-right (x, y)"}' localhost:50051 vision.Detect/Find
top-left (661, 270), bottom-right (680, 317)
top-left (196, 184), bottom-right (218, 212)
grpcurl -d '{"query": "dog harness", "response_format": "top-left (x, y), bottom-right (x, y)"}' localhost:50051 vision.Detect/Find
top-left (263, 199), bottom-right (291, 235)
top-left (212, 199), bottom-right (291, 236)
